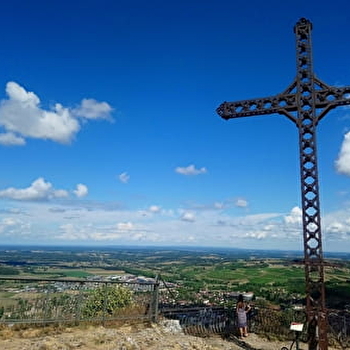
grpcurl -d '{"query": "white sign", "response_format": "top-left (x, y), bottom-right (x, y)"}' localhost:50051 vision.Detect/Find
top-left (290, 322), bottom-right (303, 332)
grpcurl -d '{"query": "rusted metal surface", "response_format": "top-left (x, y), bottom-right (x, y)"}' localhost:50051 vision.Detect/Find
top-left (216, 18), bottom-right (350, 350)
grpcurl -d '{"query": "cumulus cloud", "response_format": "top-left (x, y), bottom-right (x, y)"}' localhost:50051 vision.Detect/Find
top-left (284, 206), bottom-right (302, 224)
top-left (175, 164), bottom-right (207, 176)
top-left (73, 184), bottom-right (88, 198)
top-left (0, 178), bottom-right (55, 201)
top-left (235, 198), bottom-right (248, 208)
top-left (0, 178), bottom-right (86, 201)
top-left (242, 223), bottom-right (280, 240)
top-left (335, 131), bottom-right (350, 176)
top-left (0, 82), bottom-right (113, 146)
top-left (0, 132), bottom-right (25, 146)
top-left (72, 98), bottom-right (113, 120)
top-left (118, 172), bottom-right (130, 184)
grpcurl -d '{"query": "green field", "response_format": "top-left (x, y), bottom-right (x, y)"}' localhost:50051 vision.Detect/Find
top-left (0, 246), bottom-right (349, 308)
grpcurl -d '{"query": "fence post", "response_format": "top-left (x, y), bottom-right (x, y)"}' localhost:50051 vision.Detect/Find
top-left (43, 282), bottom-right (50, 323)
top-left (102, 282), bottom-right (107, 326)
top-left (75, 282), bottom-right (84, 325)
top-left (150, 277), bottom-right (160, 323)
top-left (225, 305), bottom-right (236, 337)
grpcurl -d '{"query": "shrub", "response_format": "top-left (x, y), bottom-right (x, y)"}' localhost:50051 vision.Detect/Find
top-left (82, 284), bottom-right (134, 318)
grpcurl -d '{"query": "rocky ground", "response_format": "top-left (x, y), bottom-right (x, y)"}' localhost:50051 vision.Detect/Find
top-left (0, 320), bottom-right (340, 350)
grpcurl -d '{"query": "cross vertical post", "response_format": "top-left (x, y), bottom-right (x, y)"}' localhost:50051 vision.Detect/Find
top-left (294, 19), bottom-right (327, 350)
top-left (216, 18), bottom-right (350, 350)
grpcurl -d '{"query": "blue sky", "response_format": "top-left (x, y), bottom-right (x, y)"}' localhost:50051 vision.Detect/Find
top-left (0, 0), bottom-right (349, 252)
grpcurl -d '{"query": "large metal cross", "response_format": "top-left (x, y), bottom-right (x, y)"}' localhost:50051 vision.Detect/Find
top-left (217, 18), bottom-right (350, 350)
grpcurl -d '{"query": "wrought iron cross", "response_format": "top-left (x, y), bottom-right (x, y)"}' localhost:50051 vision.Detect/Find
top-left (217, 18), bottom-right (350, 350)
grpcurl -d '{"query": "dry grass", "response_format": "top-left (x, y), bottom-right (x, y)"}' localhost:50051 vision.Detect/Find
top-left (0, 319), bottom-right (152, 340)
top-left (0, 323), bottom-right (66, 339)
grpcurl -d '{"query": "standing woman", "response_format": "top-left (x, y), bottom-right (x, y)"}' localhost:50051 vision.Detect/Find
top-left (236, 294), bottom-right (251, 338)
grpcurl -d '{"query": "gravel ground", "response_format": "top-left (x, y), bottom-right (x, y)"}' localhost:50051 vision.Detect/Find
top-left (0, 321), bottom-right (339, 350)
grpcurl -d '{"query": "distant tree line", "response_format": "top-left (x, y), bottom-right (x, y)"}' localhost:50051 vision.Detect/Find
top-left (0, 266), bottom-right (19, 275)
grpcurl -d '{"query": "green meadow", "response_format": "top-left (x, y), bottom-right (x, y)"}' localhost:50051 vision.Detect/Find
top-left (0, 246), bottom-right (349, 308)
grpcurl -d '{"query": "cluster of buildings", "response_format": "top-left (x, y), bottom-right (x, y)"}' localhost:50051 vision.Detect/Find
top-left (159, 287), bottom-right (255, 307)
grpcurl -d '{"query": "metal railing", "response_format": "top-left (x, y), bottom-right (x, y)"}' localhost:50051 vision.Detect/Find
top-left (160, 304), bottom-right (350, 348)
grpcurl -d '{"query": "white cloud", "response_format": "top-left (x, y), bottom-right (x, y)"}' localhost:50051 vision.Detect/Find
top-left (72, 98), bottom-right (113, 120)
top-left (180, 211), bottom-right (196, 222)
top-left (335, 131), bottom-right (350, 176)
top-left (73, 184), bottom-right (88, 198)
top-left (245, 230), bottom-right (268, 239)
top-left (0, 82), bottom-right (113, 146)
top-left (149, 205), bottom-right (161, 213)
top-left (118, 172), bottom-right (130, 184)
top-left (0, 132), bottom-right (26, 146)
top-left (0, 178), bottom-right (86, 201)
top-left (214, 202), bottom-right (225, 209)
top-left (59, 223), bottom-right (76, 238)
top-left (235, 198), bottom-right (248, 208)
top-left (53, 189), bottom-right (69, 198)
top-left (175, 164), bottom-right (207, 176)
top-left (0, 217), bottom-right (22, 235)
top-left (237, 213), bottom-right (281, 225)
top-left (284, 206), bottom-right (302, 224)
top-left (0, 178), bottom-right (54, 201)
top-left (0, 82), bottom-right (79, 144)
top-left (1, 196), bottom-right (350, 251)
top-left (326, 221), bottom-right (345, 234)
top-left (57, 220), bottom-right (147, 242)
top-left (323, 210), bottom-right (350, 240)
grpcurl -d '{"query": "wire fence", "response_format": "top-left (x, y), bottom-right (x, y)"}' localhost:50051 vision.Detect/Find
top-left (0, 277), bottom-right (158, 324)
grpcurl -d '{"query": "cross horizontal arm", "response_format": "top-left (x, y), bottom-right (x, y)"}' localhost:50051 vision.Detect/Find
top-left (217, 78), bottom-right (350, 124)
top-left (314, 84), bottom-right (350, 120)
top-left (216, 92), bottom-right (297, 123)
